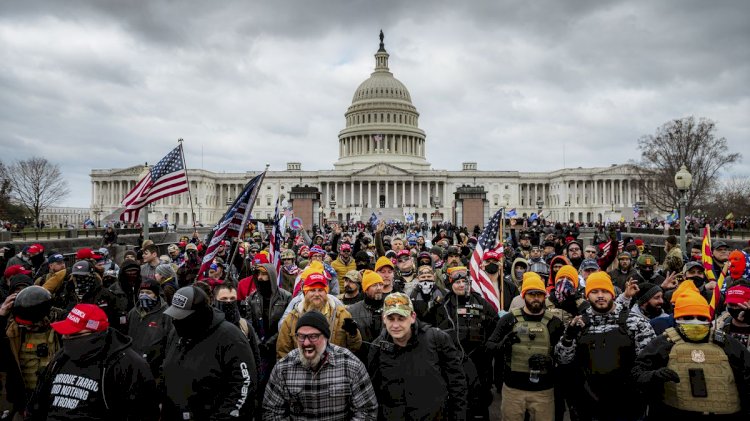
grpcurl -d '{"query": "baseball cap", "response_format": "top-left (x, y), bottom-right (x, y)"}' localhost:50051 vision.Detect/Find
top-left (71, 260), bottom-right (92, 276)
top-left (683, 261), bottom-right (704, 273)
top-left (27, 244), bottom-right (44, 255)
top-left (343, 270), bottom-right (362, 283)
top-left (4, 264), bottom-right (32, 278)
top-left (396, 249), bottom-right (411, 259)
top-left (303, 273), bottom-right (329, 291)
top-left (383, 292), bottom-right (414, 318)
top-left (309, 246), bottom-right (326, 256)
top-left (47, 253), bottom-right (65, 264)
top-left (713, 240), bottom-right (729, 250)
top-left (579, 259), bottom-right (599, 271)
top-left (75, 248), bottom-right (101, 260)
top-left (340, 243), bottom-right (352, 252)
top-left (164, 286), bottom-right (210, 320)
top-left (51, 304), bottom-right (109, 335)
top-left (725, 285), bottom-right (750, 305)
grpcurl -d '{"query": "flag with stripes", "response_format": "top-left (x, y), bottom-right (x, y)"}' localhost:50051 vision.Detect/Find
top-left (120, 145), bottom-right (189, 223)
top-left (601, 239), bottom-right (624, 255)
top-left (269, 197), bottom-right (284, 286)
top-left (469, 208), bottom-right (504, 312)
top-left (199, 172), bottom-right (265, 277)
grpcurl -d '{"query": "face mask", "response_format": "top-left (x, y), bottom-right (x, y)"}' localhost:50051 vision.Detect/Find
top-left (138, 293), bottom-right (159, 311)
top-left (215, 300), bottom-right (240, 325)
top-left (75, 276), bottom-right (97, 299)
top-left (173, 306), bottom-right (213, 339)
top-left (485, 263), bottom-right (499, 275)
top-left (686, 275), bottom-right (705, 288)
top-left (554, 279), bottom-right (576, 302)
top-left (515, 269), bottom-right (525, 280)
top-left (728, 307), bottom-right (746, 322)
top-left (677, 320), bottom-right (710, 341)
top-left (418, 281), bottom-right (435, 295)
top-left (639, 268), bottom-right (654, 279)
top-left (63, 331), bottom-right (108, 361)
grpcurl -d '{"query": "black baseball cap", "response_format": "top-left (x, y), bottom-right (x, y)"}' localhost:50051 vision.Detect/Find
top-left (164, 286), bottom-right (209, 320)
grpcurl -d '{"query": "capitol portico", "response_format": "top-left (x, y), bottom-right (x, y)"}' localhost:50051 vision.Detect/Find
top-left (90, 33), bottom-right (648, 229)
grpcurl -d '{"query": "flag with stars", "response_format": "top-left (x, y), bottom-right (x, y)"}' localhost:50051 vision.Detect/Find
top-left (269, 197), bottom-right (285, 285)
top-left (469, 208), bottom-right (504, 312)
top-left (120, 145), bottom-right (189, 223)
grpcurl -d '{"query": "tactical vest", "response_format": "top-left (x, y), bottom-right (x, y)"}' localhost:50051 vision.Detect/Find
top-left (19, 328), bottom-right (59, 391)
top-left (662, 328), bottom-right (740, 415)
top-left (509, 308), bottom-right (552, 373)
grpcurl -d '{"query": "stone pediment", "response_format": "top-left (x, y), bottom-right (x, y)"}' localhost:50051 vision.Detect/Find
top-left (351, 163), bottom-right (412, 177)
top-left (109, 165), bottom-right (149, 176)
top-left (593, 164), bottom-right (638, 177)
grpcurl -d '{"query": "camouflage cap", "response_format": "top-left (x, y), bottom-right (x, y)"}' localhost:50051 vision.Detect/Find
top-left (383, 292), bottom-right (414, 318)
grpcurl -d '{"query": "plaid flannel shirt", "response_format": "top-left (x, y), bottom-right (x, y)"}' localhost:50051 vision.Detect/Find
top-left (263, 343), bottom-right (377, 420)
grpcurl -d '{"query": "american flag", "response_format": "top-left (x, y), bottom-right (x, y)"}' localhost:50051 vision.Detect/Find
top-left (120, 145), bottom-right (189, 223)
top-left (469, 208), bottom-right (505, 312)
top-left (601, 239), bottom-right (624, 255)
top-left (633, 203), bottom-right (640, 219)
top-left (199, 172), bottom-right (265, 277)
top-left (269, 197), bottom-right (284, 286)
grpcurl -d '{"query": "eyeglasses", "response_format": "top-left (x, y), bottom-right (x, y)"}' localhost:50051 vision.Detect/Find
top-left (418, 271), bottom-right (433, 276)
top-left (295, 333), bottom-right (322, 343)
top-left (568, 247), bottom-right (581, 252)
top-left (584, 250), bottom-right (597, 254)
top-left (397, 257), bottom-right (410, 263)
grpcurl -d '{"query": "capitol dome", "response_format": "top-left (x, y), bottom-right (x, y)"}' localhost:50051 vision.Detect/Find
top-left (334, 31), bottom-right (430, 171)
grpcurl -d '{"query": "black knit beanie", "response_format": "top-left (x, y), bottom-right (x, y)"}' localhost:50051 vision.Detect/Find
top-left (636, 282), bottom-right (662, 305)
top-left (296, 311), bottom-right (330, 339)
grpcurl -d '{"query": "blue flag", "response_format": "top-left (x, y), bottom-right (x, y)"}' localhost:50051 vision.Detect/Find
top-left (505, 208), bottom-right (517, 218)
top-left (666, 209), bottom-right (679, 224)
top-left (528, 213), bottom-right (538, 222)
top-left (368, 212), bottom-right (378, 229)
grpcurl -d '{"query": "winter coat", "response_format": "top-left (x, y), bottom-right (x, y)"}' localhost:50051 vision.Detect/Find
top-left (127, 300), bottom-right (173, 382)
top-left (27, 329), bottom-right (159, 421)
top-left (162, 309), bottom-right (258, 420)
top-left (276, 296), bottom-right (362, 360)
top-left (244, 263), bottom-right (291, 359)
top-left (368, 320), bottom-right (468, 421)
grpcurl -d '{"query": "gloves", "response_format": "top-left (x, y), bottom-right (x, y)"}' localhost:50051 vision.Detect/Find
top-left (565, 321), bottom-right (584, 340)
top-left (499, 331), bottom-right (520, 351)
top-left (653, 367), bottom-right (680, 383)
top-left (342, 318), bottom-right (359, 336)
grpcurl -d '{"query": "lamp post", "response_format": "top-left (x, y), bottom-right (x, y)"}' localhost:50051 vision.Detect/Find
top-left (675, 165), bottom-right (693, 255)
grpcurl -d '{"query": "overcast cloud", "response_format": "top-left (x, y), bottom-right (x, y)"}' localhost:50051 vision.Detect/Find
top-left (1, 0), bottom-right (748, 207)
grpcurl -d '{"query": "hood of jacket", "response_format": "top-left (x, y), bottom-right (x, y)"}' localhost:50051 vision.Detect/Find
top-left (548, 255), bottom-right (572, 286)
top-left (259, 262), bottom-right (280, 294)
top-left (511, 257), bottom-right (528, 284)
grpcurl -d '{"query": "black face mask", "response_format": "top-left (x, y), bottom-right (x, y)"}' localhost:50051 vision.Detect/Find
top-left (728, 307), bottom-right (746, 322)
top-left (639, 268), bottom-right (654, 280)
top-left (74, 276), bottom-right (98, 299)
top-left (686, 275), bottom-right (705, 289)
top-left (215, 301), bottom-right (240, 325)
top-left (30, 253), bottom-right (45, 267)
top-left (173, 306), bottom-right (213, 339)
top-left (63, 331), bottom-right (108, 361)
top-left (484, 263), bottom-right (499, 275)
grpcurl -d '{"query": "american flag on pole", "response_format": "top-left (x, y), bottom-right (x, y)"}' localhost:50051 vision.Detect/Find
top-left (120, 145), bottom-right (189, 223)
top-left (469, 208), bottom-right (505, 312)
top-left (269, 197), bottom-right (285, 286)
top-left (199, 172), bottom-right (265, 277)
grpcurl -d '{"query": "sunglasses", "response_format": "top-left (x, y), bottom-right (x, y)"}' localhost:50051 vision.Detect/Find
top-left (449, 271), bottom-right (468, 281)
top-left (418, 271), bottom-right (433, 276)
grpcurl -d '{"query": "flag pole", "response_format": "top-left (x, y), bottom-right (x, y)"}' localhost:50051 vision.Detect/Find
top-left (178, 139), bottom-right (197, 230)
top-left (498, 207), bottom-right (505, 312)
top-left (227, 164), bottom-right (270, 269)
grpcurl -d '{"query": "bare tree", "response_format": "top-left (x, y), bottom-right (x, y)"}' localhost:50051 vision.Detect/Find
top-left (9, 157), bottom-right (70, 228)
top-left (634, 116), bottom-right (740, 214)
top-left (704, 176), bottom-right (750, 219)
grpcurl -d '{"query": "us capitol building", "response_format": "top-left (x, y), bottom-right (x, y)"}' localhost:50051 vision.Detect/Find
top-left (90, 33), bottom-right (649, 229)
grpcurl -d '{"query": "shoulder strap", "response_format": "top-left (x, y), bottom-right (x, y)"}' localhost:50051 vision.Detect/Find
top-left (239, 318), bottom-right (249, 337)
top-left (663, 327), bottom-right (682, 344)
top-left (617, 307), bottom-right (629, 328)
top-left (540, 310), bottom-right (553, 326)
top-left (511, 308), bottom-right (524, 320)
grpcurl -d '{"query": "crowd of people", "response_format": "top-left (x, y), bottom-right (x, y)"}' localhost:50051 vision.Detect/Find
top-left (0, 217), bottom-right (749, 420)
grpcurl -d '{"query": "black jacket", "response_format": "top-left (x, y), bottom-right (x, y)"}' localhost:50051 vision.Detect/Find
top-left (632, 329), bottom-right (750, 419)
top-left (162, 309), bottom-right (258, 420)
top-left (28, 329), bottom-right (159, 421)
top-left (434, 291), bottom-right (499, 354)
top-left (127, 301), bottom-right (173, 382)
top-left (368, 320), bottom-right (468, 421)
top-left (243, 263), bottom-right (291, 359)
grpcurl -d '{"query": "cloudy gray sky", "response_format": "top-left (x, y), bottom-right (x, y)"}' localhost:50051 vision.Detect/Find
top-left (2, 0), bottom-right (748, 207)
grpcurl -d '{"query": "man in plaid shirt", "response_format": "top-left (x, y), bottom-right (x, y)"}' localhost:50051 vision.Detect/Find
top-left (262, 310), bottom-right (377, 420)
